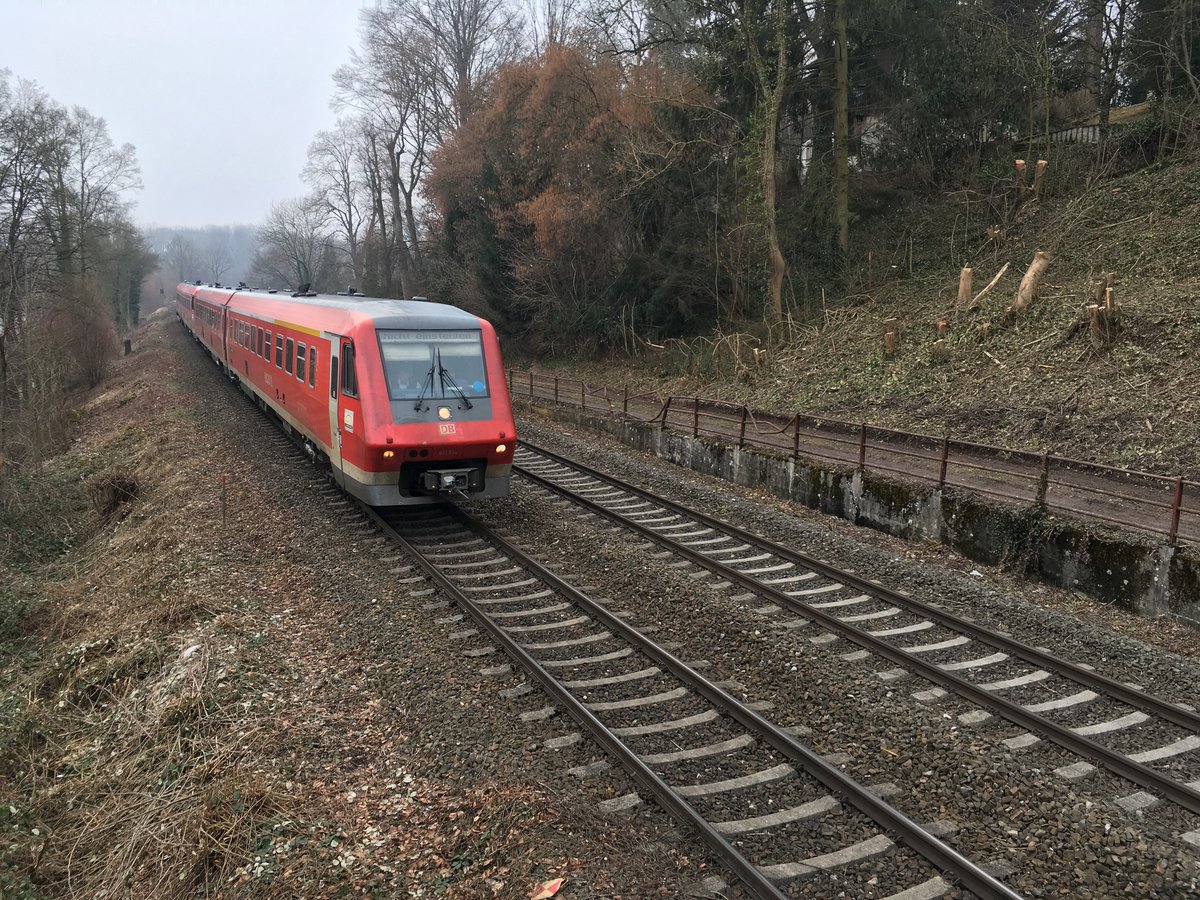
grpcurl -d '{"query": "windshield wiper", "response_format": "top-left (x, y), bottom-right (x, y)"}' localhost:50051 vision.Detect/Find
top-left (437, 348), bottom-right (474, 409)
top-left (412, 363), bottom-right (435, 411)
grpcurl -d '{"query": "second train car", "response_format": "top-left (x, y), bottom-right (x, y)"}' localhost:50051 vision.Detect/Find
top-left (176, 282), bottom-right (516, 505)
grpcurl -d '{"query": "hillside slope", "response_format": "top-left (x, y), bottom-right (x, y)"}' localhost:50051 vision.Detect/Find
top-left (533, 154), bottom-right (1200, 478)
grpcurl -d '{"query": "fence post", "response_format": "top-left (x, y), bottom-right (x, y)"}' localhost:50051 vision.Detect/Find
top-left (1169, 476), bottom-right (1184, 544)
top-left (661, 396), bottom-right (672, 427)
top-left (554, 376), bottom-right (559, 404)
top-left (792, 415), bottom-right (801, 458)
top-left (507, 368), bottom-right (513, 393)
top-left (580, 380), bottom-right (585, 411)
top-left (693, 397), bottom-right (700, 437)
top-left (938, 435), bottom-right (950, 488)
top-left (529, 370), bottom-right (534, 398)
top-left (857, 423), bottom-right (867, 472)
top-left (1036, 451), bottom-right (1051, 506)
top-left (622, 385), bottom-right (629, 416)
top-left (739, 406), bottom-right (748, 447)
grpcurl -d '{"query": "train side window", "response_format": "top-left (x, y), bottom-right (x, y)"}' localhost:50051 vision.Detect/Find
top-left (330, 356), bottom-right (339, 399)
top-left (256, 327), bottom-right (263, 357)
top-left (341, 343), bottom-right (358, 398)
top-left (285, 338), bottom-right (294, 375)
top-left (265, 331), bottom-right (272, 358)
top-left (308, 345), bottom-right (317, 387)
top-left (275, 334), bottom-right (283, 368)
top-left (295, 343), bottom-right (306, 382)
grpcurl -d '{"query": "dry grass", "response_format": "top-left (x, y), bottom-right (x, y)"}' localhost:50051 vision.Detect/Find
top-left (0, 333), bottom-right (291, 899)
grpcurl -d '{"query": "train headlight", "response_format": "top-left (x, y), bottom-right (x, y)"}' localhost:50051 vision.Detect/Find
top-left (495, 443), bottom-right (507, 454)
top-left (382, 450), bottom-right (395, 459)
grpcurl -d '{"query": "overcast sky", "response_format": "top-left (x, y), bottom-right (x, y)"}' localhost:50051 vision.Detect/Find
top-left (2, 0), bottom-right (369, 229)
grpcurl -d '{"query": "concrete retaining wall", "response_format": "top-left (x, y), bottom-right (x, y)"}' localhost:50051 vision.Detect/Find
top-left (523, 401), bottom-right (1200, 624)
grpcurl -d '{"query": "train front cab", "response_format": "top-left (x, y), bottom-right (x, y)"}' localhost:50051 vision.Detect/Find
top-left (327, 321), bottom-right (514, 506)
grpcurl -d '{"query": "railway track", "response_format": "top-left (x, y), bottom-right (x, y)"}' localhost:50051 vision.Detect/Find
top-left (357, 501), bottom-right (1019, 899)
top-left (511, 441), bottom-right (1200, 821)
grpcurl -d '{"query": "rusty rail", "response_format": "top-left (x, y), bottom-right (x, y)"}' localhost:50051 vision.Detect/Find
top-left (512, 369), bottom-right (1200, 548)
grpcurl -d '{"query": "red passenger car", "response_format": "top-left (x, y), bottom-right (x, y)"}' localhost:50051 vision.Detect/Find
top-left (176, 283), bottom-right (515, 505)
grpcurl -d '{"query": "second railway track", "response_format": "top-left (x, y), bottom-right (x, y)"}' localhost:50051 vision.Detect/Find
top-left (510, 441), bottom-right (1200, 820)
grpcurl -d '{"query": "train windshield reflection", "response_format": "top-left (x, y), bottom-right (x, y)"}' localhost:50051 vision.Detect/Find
top-left (377, 330), bottom-right (489, 401)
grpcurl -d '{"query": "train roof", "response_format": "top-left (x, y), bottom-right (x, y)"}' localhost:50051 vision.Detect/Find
top-left (181, 284), bottom-right (485, 333)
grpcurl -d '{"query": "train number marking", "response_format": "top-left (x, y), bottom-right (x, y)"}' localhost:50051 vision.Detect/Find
top-left (439, 423), bottom-right (457, 435)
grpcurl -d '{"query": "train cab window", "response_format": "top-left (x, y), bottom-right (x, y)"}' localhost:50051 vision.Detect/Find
top-left (295, 343), bottom-right (306, 382)
top-left (308, 345), bottom-right (317, 387)
top-left (341, 343), bottom-right (358, 398)
top-left (285, 338), bottom-right (294, 375)
top-left (377, 330), bottom-right (489, 401)
top-left (275, 334), bottom-right (283, 368)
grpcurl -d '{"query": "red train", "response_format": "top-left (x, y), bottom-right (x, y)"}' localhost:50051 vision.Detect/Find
top-left (176, 282), bottom-right (515, 505)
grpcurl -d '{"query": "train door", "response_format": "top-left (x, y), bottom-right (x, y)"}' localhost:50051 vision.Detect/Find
top-left (334, 338), bottom-right (364, 490)
top-left (325, 336), bottom-right (346, 488)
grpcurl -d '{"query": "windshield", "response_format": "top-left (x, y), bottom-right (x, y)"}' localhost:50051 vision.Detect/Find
top-left (377, 330), bottom-right (489, 401)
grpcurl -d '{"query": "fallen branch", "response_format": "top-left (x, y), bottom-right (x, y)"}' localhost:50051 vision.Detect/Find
top-left (1005, 251), bottom-right (1051, 322)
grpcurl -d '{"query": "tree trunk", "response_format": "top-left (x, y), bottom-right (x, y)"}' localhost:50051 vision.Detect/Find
top-left (761, 0), bottom-right (788, 323)
top-left (386, 139), bottom-right (417, 300)
top-left (833, 0), bottom-right (850, 260)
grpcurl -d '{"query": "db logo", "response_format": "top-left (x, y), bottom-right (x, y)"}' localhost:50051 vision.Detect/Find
top-left (438, 423), bottom-right (457, 434)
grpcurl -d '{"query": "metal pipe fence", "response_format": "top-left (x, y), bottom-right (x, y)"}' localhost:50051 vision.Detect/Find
top-left (511, 368), bottom-right (1199, 548)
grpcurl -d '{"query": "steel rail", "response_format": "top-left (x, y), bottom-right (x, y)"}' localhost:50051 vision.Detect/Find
top-left (514, 442), bottom-right (1200, 817)
top-left (377, 502), bottom-right (1022, 900)
top-left (357, 505), bottom-right (788, 900)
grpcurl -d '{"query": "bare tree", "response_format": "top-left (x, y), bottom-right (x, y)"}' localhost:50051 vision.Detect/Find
top-left (388, 0), bottom-right (525, 129)
top-left (199, 225), bottom-right (234, 283)
top-left (164, 234), bottom-right (199, 282)
top-left (0, 75), bottom-right (63, 455)
top-left (252, 197), bottom-right (335, 291)
top-left (0, 72), bottom-right (144, 463)
top-left (334, 20), bottom-right (439, 298)
top-left (303, 119), bottom-right (370, 288)
top-left (527, 0), bottom-right (581, 53)
top-left (43, 106), bottom-right (141, 278)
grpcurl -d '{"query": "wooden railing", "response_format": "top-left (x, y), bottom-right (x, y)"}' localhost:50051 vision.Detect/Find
top-left (508, 368), bottom-right (1199, 548)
